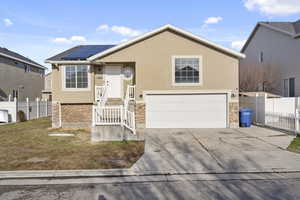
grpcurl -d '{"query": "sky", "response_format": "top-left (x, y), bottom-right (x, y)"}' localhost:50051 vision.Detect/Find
top-left (0, 0), bottom-right (300, 72)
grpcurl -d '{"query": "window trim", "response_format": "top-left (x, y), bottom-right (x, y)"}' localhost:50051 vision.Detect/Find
top-left (62, 65), bottom-right (91, 91)
top-left (171, 55), bottom-right (203, 86)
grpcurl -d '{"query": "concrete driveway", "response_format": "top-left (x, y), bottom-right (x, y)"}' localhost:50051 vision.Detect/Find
top-left (132, 127), bottom-right (300, 174)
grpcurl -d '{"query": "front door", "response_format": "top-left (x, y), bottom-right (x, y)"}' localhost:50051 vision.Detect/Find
top-left (105, 66), bottom-right (122, 98)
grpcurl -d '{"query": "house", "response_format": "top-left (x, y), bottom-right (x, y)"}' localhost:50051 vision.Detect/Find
top-left (0, 47), bottom-right (46, 101)
top-left (42, 72), bottom-right (52, 101)
top-left (45, 24), bottom-right (245, 131)
top-left (240, 20), bottom-right (300, 97)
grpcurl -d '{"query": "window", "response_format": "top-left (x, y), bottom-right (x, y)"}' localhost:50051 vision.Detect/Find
top-left (259, 52), bottom-right (264, 63)
top-left (12, 89), bottom-right (18, 99)
top-left (283, 78), bottom-right (295, 97)
top-left (173, 56), bottom-right (202, 85)
top-left (64, 65), bottom-right (89, 89)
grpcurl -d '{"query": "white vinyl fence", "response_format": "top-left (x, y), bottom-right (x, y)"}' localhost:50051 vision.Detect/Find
top-left (0, 97), bottom-right (52, 123)
top-left (240, 94), bottom-right (300, 134)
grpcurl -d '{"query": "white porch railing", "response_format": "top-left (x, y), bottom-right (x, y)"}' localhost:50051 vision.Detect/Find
top-left (93, 105), bottom-right (136, 134)
top-left (128, 85), bottom-right (135, 100)
top-left (95, 85), bottom-right (107, 103)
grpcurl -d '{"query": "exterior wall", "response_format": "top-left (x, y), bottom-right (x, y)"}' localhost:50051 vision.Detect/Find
top-left (52, 102), bottom-right (60, 128)
top-left (96, 30), bottom-right (239, 102)
top-left (229, 102), bottom-right (239, 128)
top-left (96, 30), bottom-right (240, 128)
top-left (135, 103), bottom-right (145, 128)
top-left (0, 56), bottom-right (44, 101)
top-left (51, 64), bottom-right (94, 103)
top-left (241, 25), bottom-right (300, 96)
top-left (61, 104), bottom-right (92, 128)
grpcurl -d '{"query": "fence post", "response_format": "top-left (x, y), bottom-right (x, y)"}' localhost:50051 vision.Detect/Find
top-left (14, 97), bottom-right (18, 122)
top-left (120, 105), bottom-right (124, 127)
top-left (36, 98), bottom-right (39, 118)
top-left (295, 108), bottom-right (299, 133)
top-left (255, 93), bottom-right (258, 123)
top-left (45, 99), bottom-right (48, 116)
top-left (8, 94), bottom-right (11, 102)
top-left (26, 98), bottom-right (30, 120)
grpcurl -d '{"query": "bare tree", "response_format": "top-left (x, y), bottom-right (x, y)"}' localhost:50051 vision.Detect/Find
top-left (240, 64), bottom-right (281, 94)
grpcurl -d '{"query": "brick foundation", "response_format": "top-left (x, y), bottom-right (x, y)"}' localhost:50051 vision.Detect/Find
top-left (52, 102), bottom-right (60, 128)
top-left (61, 104), bottom-right (93, 128)
top-left (135, 103), bottom-right (145, 128)
top-left (229, 102), bottom-right (239, 128)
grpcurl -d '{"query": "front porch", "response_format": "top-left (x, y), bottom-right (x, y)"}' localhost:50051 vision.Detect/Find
top-left (93, 80), bottom-right (137, 137)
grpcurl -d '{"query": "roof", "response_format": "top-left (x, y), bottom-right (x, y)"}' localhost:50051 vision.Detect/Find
top-left (0, 47), bottom-right (46, 69)
top-left (46, 45), bottom-right (115, 61)
top-left (46, 24), bottom-right (245, 64)
top-left (242, 19), bottom-right (300, 52)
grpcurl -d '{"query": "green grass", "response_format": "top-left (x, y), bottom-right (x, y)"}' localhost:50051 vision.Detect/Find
top-left (0, 117), bottom-right (144, 170)
top-left (287, 137), bottom-right (300, 153)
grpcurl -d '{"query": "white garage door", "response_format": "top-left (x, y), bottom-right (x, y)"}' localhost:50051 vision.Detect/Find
top-left (146, 93), bottom-right (227, 128)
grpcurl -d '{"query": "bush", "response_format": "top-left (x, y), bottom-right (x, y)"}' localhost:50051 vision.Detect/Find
top-left (17, 111), bottom-right (26, 122)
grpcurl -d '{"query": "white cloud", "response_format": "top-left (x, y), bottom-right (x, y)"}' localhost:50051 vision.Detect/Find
top-left (231, 40), bottom-right (247, 50)
top-left (3, 18), bottom-right (13, 26)
top-left (52, 37), bottom-right (71, 44)
top-left (244, 0), bottom-right (300, 15)
top-left (97, 24), bottom-right (142, 37)
top-left (204, 17), bottom-right (223, 24)
top-left (96, 24), bottom-right (109, 31)
top-left (70, 36), bottom-right (86, 42)
top-left (52, 35), bottom-right (86, 44)
top-left (111, 25), bottom-right (141, 37)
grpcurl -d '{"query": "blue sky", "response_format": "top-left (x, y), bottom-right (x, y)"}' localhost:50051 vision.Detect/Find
top-left (0, 0), bottom-right (300, 72)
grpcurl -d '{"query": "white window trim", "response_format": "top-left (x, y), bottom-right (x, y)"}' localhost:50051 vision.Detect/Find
top-left (171, 55), bottom-right (203, 86)
top-left (61, 65), bottom-right (91, 92)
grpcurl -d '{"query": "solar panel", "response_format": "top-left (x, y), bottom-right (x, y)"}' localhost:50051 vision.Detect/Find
top-left (61, 45), bottom-right (115, 60)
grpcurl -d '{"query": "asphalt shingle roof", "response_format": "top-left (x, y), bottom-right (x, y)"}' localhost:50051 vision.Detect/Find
top-left (0, 47), bottom-right (44, 68)
top-left (261, 20), bottom-right (300, 35)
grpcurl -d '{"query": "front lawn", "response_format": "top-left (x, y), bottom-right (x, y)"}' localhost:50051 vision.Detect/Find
top-left (0, 118), bottom-right (144, 170)
top-left (287, 136), bottom-right (300, 153)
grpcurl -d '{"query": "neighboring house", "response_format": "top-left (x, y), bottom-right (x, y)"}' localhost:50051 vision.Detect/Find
top-left (46, 24), bottom-right (245, 130)
top-left (42, 72), bottom-right (52, 101)
top-left (240, 20), bottom-right (300, 97)
top-left (0, 47), bottom-right (46, 101)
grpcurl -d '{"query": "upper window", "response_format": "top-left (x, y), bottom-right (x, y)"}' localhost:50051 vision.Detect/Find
top-left (259, 52), bottom-right (264, 63)
top-left (65, 65), bottom-right (89, 89)
top-left (173, 56), bottom-right (202, 85)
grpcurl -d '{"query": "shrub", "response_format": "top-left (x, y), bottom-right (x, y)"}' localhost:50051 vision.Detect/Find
top-left (17, 110), bottom-right (26, 122)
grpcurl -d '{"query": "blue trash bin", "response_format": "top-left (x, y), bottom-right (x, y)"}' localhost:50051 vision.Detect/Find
top-left (239, 109), bottom-right (253, 127)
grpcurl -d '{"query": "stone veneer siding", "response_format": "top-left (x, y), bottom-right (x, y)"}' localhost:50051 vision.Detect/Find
top-left (52, 102), bottom-right (60, 128)
top-left (229, 101), bottom-right (239, 128)
top-left (135, 103), bottom-right (145, 128)
top-left (61, 104), bottom-right (93, 128)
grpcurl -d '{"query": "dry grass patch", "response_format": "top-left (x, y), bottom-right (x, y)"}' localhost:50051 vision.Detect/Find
top-left (0, 117), bottom-right (144, 170)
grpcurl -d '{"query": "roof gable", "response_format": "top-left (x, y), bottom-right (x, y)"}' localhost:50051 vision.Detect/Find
top-left (88, 25), bottom-right (245, 60)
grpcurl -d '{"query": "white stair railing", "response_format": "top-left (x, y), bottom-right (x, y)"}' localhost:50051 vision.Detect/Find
top-left (95, 84), bottom-right (108, 105)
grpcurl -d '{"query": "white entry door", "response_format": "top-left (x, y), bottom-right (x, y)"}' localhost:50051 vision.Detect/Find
top-left (146, 93), bottom-right (227, 128)
top-left (105, 66), bottom-right (122, 98)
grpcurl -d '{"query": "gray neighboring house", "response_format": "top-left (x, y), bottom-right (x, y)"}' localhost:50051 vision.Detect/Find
top-left (240, 19), bottom-right (300, 97)
top-left (0, 47), bottom-right (47, 101)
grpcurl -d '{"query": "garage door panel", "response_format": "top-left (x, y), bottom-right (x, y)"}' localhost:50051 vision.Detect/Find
top-left (146, 94), bottom-right (227, 128)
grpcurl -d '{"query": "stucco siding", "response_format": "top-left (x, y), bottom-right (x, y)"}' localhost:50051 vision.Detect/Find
top-left (96, 30), bottom-right (239, 101)
top-left (241, 25), bottom-right (300, 96)
top-left (0, 62), bottom-right (44, 101)
top-left (51, 64), bottom-right (94, 103)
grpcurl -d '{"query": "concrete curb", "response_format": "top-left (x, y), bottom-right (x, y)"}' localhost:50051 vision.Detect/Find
top-left (2, 168), bottom-right (300, 180)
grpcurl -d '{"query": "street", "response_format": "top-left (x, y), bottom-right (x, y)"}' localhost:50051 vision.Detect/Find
top-left (1, 172), bottom-right (300, 200)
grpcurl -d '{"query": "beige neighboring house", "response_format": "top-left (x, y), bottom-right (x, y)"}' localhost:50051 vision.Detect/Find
top-left (45, 24), bottom-right (245, 130)
top-left (42, 72), bottom-right (52, 101)
top-left (0, 47), bottom-right (46, 101)
top-left (240, 20), bottom-right (300, 97)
